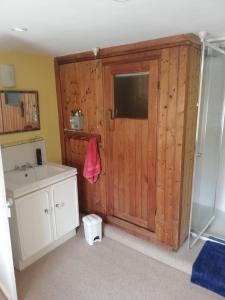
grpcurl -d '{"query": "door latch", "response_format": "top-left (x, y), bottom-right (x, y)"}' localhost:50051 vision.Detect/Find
top-left (196, 152), bottom-right (202, 157)
top-left (55, 202), bottom-right (65, 208)
top-left (6, 198), bottom-right (13, 218)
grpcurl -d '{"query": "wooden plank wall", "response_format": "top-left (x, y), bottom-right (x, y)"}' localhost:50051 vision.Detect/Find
top-left (56, 38), bottom-right (200, 249)
top-left (59, 60), bottom-right (104, 133)
top-left (59, 60), bottom-right (106, 216)
top-left (155, 45), bottom-right (199, 249)
top-left (179, 46), bottom-right (200, 245)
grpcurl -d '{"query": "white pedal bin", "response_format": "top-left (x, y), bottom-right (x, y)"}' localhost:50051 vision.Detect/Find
top-left (82, 214), bottom-right (102, 245)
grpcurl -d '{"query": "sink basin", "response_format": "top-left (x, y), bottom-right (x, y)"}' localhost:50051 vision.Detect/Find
top-left (4, 163), bottom-right (77, 198)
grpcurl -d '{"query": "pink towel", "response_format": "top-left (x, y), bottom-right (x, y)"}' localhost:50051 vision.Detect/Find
top-left (83, 137), bottom-right (101, 183)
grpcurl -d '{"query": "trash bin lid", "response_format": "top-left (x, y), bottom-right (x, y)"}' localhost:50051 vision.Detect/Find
top-left (82, 214), bottom-right (102, 225)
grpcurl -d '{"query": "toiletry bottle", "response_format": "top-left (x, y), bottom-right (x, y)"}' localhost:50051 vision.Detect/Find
top-left (36, 148), bottom-right (42, 165)
top-left (78, 108), bottom-right (84, 130)
top-left (70, 111), bottom-right (75, 129)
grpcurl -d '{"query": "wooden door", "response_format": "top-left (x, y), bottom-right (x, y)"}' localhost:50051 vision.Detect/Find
top-left (104, 59), bottom-right (159, 232)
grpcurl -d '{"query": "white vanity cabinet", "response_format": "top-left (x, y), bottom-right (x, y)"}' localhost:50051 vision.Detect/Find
top-left (10, 176), bottom-right (79, 270)
top-left (15, 187), bottom-right (53, 260)
top-left (52, 177), bottom-right (79, 239)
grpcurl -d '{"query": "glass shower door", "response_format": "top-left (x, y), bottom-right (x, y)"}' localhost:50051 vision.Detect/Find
top-left (189, 44), bottom-right (225, 247)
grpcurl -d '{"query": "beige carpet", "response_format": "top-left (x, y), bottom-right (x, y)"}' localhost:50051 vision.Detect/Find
top-left (104, 224), bottom-right (204, 275)
top-left (16, 228), bottom-right (223, 300)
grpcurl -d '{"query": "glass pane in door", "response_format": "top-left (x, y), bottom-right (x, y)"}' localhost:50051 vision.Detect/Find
top-left (114, 72), bottom-right (149, 119)
top-left (190, 46), bottom-right (225, 247)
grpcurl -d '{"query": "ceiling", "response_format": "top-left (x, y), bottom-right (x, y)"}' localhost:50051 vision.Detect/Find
top-left (1, 0), bottom-right (225, 56)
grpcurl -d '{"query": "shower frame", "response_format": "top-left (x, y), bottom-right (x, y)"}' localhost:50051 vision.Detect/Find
top-left (188, 36), bottom-right (225, 248)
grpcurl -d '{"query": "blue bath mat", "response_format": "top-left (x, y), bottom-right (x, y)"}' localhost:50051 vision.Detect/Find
top-left (191, 241), bottom-right (225, 297)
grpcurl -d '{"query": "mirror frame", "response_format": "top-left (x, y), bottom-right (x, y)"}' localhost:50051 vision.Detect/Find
top-left (0, 90), bottom-right (40, 135)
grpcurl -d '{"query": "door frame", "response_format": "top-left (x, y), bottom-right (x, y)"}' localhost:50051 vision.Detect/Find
top-left (0, 148), bottom-right (17, 300)
top-left (103, 54), bottom-right (160, 233)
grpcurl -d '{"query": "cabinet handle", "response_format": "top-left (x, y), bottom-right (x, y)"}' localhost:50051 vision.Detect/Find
top-left (55, 202), bottom-right (65, 208)
top-left (44, 208), bottom-right (49, 214)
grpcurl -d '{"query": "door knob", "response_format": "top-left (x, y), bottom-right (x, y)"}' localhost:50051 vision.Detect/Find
top-left (107, 109), bottom-right (114, 120)
top-left (107, 109), bottom-right (115, 131)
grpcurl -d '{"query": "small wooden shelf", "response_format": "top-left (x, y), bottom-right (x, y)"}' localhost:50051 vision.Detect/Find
top-left (64, 128), bottom-right (101, 143)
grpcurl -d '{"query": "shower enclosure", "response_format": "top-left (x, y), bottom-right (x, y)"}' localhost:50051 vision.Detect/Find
top-left (189, 37), bottom-right (225, 247)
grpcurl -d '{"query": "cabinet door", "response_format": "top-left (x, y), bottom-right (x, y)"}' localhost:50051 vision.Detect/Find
top-left (16, 188), bottom-right (53, 260)
top-left (52, 177), bottom-right (79, 239)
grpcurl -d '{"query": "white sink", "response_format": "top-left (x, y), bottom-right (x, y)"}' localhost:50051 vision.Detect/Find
top-left (4, 163), bottom-right (77, 198)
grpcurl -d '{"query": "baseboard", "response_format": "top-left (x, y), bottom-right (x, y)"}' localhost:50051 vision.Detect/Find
top-left (106, 216), bottom-right (157, 243)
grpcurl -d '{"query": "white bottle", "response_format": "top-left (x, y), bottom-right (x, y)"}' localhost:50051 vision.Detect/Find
top-left (70, 112), bottom-right (75, 129)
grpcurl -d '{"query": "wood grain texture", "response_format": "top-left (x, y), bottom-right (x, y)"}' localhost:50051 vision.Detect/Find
top-left (179, 46), bottom-right (200, 246)
top-left (59, 60), bottom-right (103, 133)
top-left (155, 45), bottom-right (200, 249)
top-left (55, 60), bottom-right (66, 162)
top-left (64, 130), bottom-right (101, 143)
top-left (58, 60), bottom-right (106, 216)
top-left (148, 60), bottom-right (159, 230)
top-left (172, 46), bottom-right (189, 248)
top-left (106, 216), bottom-right (157, 243)
top-left (104, 60), bottom-right (158, 232)
top-left (55, 38), bottom-right (201, 250)
top-left (65, 137), bottom-right (101, 213)
top-left (56, 34), bottom-right (200, 65)
top-left (155, 48), bottom-right (169, 243)
top-left (164, 47), bottom-right (179, 246)
top-left (157, 47), bottom-right (181, 248)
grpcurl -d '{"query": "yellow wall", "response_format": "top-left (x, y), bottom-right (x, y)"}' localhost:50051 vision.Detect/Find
top-left (0, 52), bottom-right (61, 163)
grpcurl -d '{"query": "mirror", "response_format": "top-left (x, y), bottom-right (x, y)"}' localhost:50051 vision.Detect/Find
top-left (0, 90), bottom-right (40, 134)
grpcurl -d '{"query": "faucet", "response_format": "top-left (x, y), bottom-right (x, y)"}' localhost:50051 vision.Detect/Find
top-left (14, 162), bottom-right (33, 171)
top-left (25, 162), bottom-right (33, 169)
